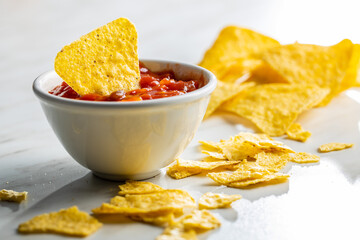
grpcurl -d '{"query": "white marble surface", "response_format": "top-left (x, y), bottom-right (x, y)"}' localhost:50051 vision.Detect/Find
top-left (1, 0), bottom-right (360, 239)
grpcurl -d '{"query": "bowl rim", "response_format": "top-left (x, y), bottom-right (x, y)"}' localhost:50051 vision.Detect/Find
top-left (33, 59), bottom-right (217, 109)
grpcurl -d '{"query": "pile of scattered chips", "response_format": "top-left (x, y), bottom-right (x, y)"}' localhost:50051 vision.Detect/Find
top-left (167, 132), bottom-right (320, 188)
top-left (200, 26), bottom-right (360, 139)
top-left (17, 181), bottom-right (242, 239)
top-left (91, 181), bottom-right (240, 239)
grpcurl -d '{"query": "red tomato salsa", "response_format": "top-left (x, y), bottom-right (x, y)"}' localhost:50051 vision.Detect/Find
top-left (49, 63), bottom-right (202, 102)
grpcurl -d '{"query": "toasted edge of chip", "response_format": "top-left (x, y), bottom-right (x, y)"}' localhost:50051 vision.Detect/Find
top-left (0, 189), bottom-right (27, 203)
top-left (226, 173), bottom-right (289, 188)
top-left (318, 143), bottom-right (354, 153)
top-left (18, 206), bottom-right (102, 237)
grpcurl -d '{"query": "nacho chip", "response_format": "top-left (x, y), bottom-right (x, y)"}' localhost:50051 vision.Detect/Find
top-left (118, 181), bottom-right (164, 195)
top-left (290, 152), bottom-right (320, 163)
top-left (286, 123), bottom-right (312, 142)
top-left (92, 190), bottom-right (196, 215)
top-left (129, 213), bottom-right (174, 227)
top-left (219, 59), bottom-right (262, 83)
top-left (181, 210), bottom-right (221, 232)
top-left (207, 163), bottom-right (271, 185)
top-left (254, 151), bottom-right (289, 172)
top-left (0, 189), bottom-right (27, 202)
top-left (222, 83), bottom-right (329, 136)
top-left (204, 81), bottom-right (254, 119)
top-left (201, 132), bottom-right (293, 161)
top-left (18, 206), bottom-right (102, 237)
top-left (201, 150), bottom-right (226, 160)
top-left (199, 26), bottom-right (280, 78)
top-left (226, 173), bottom-right (289, 188)
top-left (261, 40), bottom-right (358, 106)
top-left (318, 143), bottom-right (354, 153)
top-left (55, 18), bottom-right (140, 96)
top-left (156, 226), bottom-right (198, 240)
top-left (198, 192), bottom-right (241, 209)
top-left (167, 158), bottom-right (240, 179)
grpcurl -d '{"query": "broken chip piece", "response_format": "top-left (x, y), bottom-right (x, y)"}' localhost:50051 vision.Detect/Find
top-left (181, 209), bottom-right (221, 232)
top-left (55, 18), bottom-right (140, 96)
top-left (198, 192), bottom-right (241, 209)
top-left (18, 206), bottom-right (102, 237)
top-left (118, 181), bottom-right (164, 195)
top-left (290, 152), bottom-right (320, 163)
top-left (318, 143), bottom-right (354, 153)
top-left (286, 123), bottom-right (312, 142)
top-left (0, 189), bottom-right (27, 203)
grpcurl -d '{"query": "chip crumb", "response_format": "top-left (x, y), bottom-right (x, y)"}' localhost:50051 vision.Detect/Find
top-left (18, 206), bottom-right (102, 237)
top-left (318, 143), bottom-right (354, 153)
top-left (0, 189), bottom-right (27, 203)
top-left (198, 192), bottom-right (241, 209)
top-left (286, 123), bottom-right (312, 142)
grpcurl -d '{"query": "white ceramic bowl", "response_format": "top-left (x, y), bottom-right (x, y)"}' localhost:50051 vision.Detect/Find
top-left (33, 60), bottom-right (217, 180)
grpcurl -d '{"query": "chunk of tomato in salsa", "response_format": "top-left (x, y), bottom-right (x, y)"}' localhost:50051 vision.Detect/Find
top-left (49, 63), bottom-right (200, 102)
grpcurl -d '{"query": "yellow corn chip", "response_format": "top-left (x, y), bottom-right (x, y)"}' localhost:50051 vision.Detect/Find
top-left (222, 83), bottom-right (329, 136)
top-left (199, 26), bottom-right (280, 78)
top-left (198, 192), bottom-right (241, 209)
top-left (18, 206), bottom-right (102, 237)
top-left (201, 132), bottom-right (293, 161)
top-left (0, 189), bottom-right (27, 202)
top-left (92, 190), bottom-right (195, 215)
top-left (218, 58), bottom-right (262, 83)
top-left (129, 213), bottom-right (174, 227)
top-left (318, 143), bottom-right (354, 153)
top-left (207, 163), bottom-right (271, 185)
top-left (181, 210), bottom-right (221, 232)
top-left (201, 150), bottom-right (226, 160)
top-left (156, 226), bottom-right (198, 240)
top-left (286, 123), bottom-right (312, 142)
top-left (254, 151), bottom-right (289, 172)
top-left (261, 40), bottom-right (358, 106)
top-left (167, 158), bottom-right (240, 179)
top-left (204, 81), bottom-right (254, 119)
top-left (290, 152), bottom-right (320, 163)
top-left (226, 173), bottom-right (289, 188)
top-left (55, 18), bottom-right (140, 96)
top-left (118, 181), bottom-right (164, 195)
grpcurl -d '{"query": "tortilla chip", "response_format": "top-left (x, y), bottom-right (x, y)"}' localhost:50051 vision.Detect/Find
top-left (156, 226), bottom-right (198, 240)
top-left (204, 81), bottom-right (254, 119)
top-left (200, 132), bottom-right (293, 161)
top-left (290, 152), bottom-right (320, 163)
top-left (129, 213), bottom-right (174, 227)
top-left (226, 173), bottom-right (289, 188)
top-left (55, 18), bottom-right (140, 96)
top-left (261, 40), bottom-right (357, 106)
top-left (198, 192), bottom-right (241, 209)
top-left (0, 189), bottom-right (27, 202)
top-left (254, 151), bottom-right (289, 172)
top-left (318, 143), bottom-right (354, 153)
top-left (181, 210), bottom-right (221, 232)
top-left (118, 181), bottom-right (164, 195)
top-left (199, 26), bottom-right (280, 78)
top-left (286, 123), bottom-right (311, 142)
top-left (222, 83), bottom-right (329, 136)
top-left (201, 150), bottom-right (226, 160)
top-left (167, 158), bottom-right (239, 179)
top-left (92, 190), bottom-right (196, 215)
top-left (219, 58), bottom-right (262, 83)
top-left (18, 206), bottom-right (102, 237)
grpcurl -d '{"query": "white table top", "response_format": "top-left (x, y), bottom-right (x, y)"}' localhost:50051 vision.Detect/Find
top-left (1, 0), bottom-right (360, 239)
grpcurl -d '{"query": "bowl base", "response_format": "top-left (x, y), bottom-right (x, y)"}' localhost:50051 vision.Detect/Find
top-left (92, 170), bottom-right (161, 181)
